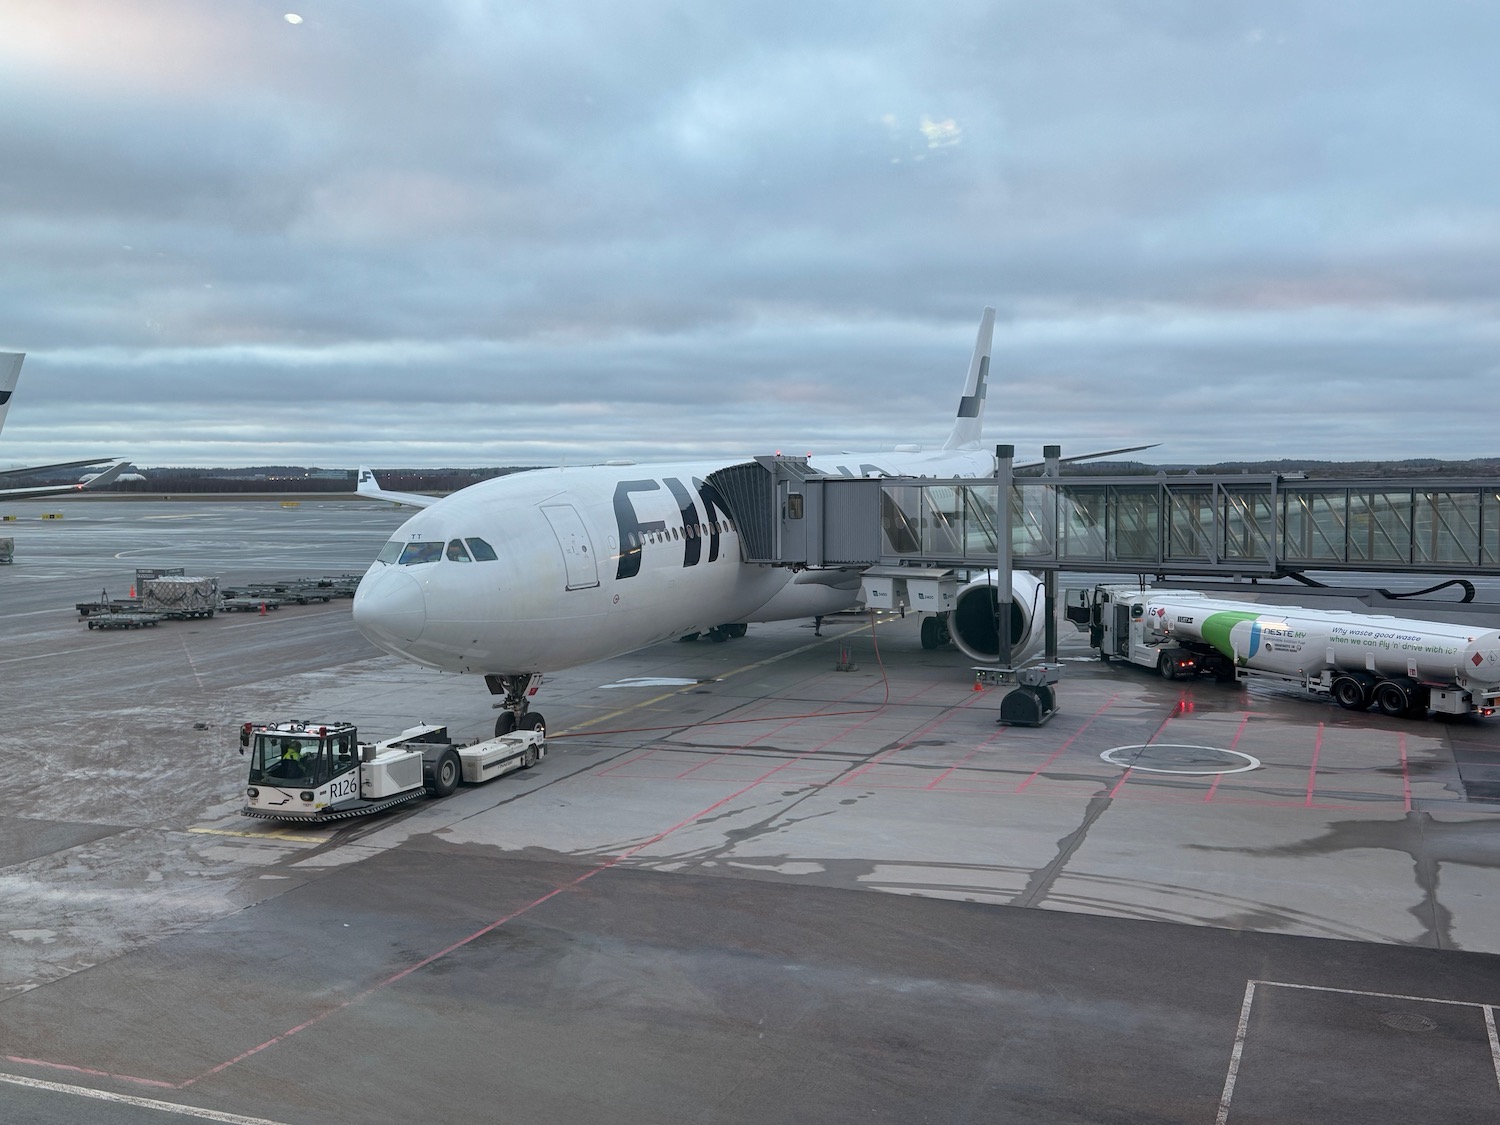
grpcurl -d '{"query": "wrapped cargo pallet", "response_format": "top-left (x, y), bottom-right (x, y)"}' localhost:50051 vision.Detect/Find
top-left (142, 576), bottom-right (220, 618)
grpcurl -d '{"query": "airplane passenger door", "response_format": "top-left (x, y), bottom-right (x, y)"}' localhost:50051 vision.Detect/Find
top-left (540, 505), bottom-right (600, 591)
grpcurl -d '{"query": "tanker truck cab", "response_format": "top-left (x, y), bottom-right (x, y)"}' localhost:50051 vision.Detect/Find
top-left (1066, 585), bottom-right (1212, 680)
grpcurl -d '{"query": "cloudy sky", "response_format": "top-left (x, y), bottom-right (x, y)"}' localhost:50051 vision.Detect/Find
top-left (2, 1), bottom-right (1496, 470)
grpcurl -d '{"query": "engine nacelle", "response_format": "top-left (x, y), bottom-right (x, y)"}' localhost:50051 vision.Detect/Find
top-left (948, 570), bottom-right (1046, 665)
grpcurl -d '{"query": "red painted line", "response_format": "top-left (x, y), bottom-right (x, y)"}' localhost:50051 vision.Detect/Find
top-left (1097, 791), bottom-right (1371, 810)
top-left (595, 671), bottom-right (868, 781)
top-left (1034, 689), bottom-right (1178, 800)
top-left (673, 677), bottom-right (880, 780)
top-left (183, 884), bottom-right (576, 1086)
top-left (591, 772), bottom-right (717, 783)
top-left (594, 749), bottom-right (667, 778)
top-left (1206, 713), bottom-right (1253, 803)
top-left (177, 697), bottom-right (911, 1088)
top-left (835, 684), bottom-right (985, 787)
top-left (1400, 734), bottom-right (1412, 812)
top-left (1304, 723), bottom-right (1324, 807)
top-left (1013, 693), bottom-right (1120, 793)
top-left (925, 729), bottom-right (1005, 789)
top-left (1227, 714), bottom-right (1250, 752)
top-left (2, 1055), bottom-right (175, 1091)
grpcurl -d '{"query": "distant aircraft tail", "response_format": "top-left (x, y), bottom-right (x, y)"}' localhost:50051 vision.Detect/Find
top-left (942, 309), bottom-right (994, 450)
top-left (0, 353), bottom-right (24, 438)
top-left (355, 466), bottom-right (438, 509)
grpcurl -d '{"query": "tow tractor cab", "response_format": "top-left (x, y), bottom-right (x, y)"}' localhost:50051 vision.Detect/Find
top-left (239, 718), bottom-right (545, 822)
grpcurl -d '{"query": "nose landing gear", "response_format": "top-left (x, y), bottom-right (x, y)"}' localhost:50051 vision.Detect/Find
top-left (486, 672), bottom-right (546, 739)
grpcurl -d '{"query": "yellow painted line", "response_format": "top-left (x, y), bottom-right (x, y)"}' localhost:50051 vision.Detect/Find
top-left (188, 826), bottom-right (331, 844)
top-left (561, 620), bottom-right (875, 734)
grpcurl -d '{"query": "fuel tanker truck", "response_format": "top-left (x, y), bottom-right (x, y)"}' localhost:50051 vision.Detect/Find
top-left (1066, 585), bottom-right (1500, 719)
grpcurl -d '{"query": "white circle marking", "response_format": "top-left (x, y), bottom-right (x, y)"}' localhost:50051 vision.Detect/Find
top-left (1100, 744), bottom-right (1261, 775)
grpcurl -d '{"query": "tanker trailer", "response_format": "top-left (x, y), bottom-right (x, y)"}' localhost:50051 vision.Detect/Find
top-left (1068, 585), bottom-right (1500, 719)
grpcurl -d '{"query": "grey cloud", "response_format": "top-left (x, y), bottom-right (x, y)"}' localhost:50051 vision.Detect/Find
top-left (0, 0), bottom-right (1496, 467)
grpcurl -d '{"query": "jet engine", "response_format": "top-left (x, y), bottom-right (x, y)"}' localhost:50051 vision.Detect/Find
top-left (947, 570), bottom-right (1046, 665)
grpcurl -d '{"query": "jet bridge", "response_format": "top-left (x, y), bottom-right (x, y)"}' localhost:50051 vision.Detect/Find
top-left (711, 452), bottom-right (1500, 728)
top-left (721, 456), bottom-right (1500, 580)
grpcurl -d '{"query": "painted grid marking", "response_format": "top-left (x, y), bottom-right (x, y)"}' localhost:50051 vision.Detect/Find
top-left (1216, 979), bottom-right (1500, 1124)
top-left (4, 680), bottom-right (943, 1093)
top-left (591, 706), bottom-right (1425, 810)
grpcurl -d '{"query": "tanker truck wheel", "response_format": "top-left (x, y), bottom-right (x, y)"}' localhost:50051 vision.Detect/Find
top-left (1332, 676), bottom-right (1371, 711)
top-left (1373, 680), bottom-right (1413, 718)
top-left (1404, 686), bottom-right (1430, 719)
top-left (1158, 654), bottom-right (1177, 680)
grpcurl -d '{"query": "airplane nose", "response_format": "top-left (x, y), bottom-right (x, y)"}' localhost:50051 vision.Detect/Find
top-left (353, 568), bottom-right (427, 646)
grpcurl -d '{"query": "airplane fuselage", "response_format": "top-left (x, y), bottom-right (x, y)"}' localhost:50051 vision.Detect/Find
top-left (353, 448), bottom-right (994, 676)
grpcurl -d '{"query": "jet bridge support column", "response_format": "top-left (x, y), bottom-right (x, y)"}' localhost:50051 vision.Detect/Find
top-left (984, 443), bottom-right (1060, 727)
top-left (1042, 444), bottom-right (1060, 664)
top-left (996, 444), bottom-right (1013, 670)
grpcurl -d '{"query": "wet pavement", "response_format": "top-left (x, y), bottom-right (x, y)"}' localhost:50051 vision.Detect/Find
top-left (2, 499), bottom-right (1499, 1123)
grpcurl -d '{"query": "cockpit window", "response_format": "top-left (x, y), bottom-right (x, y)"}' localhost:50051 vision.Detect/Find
top-left (446, 539), bottom-right (472, 562)
top-left (397, 541), bottom-right (444, 566)
top-left (466, 537), bottom-right (498, 561)
top-left (376, 540), bottom-right (403, 564)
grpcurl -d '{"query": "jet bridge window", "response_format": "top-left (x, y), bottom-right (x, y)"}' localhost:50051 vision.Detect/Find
top-left (446, 539), bottom-right (472, 562)
top-left (397, 541), bottom-right (444, 566)
top-left (466, 537), bottom-right (498, 561)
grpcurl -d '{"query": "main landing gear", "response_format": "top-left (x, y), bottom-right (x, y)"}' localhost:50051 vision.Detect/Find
top-left (678, 623), bottom-right (749, 643)
top-left (485, 673), bottom-right (547, 739)
top-left (920, 613), bottom-right (953, 650)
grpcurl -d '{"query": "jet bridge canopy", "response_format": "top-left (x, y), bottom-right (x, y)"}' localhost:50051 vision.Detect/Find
top-left (726, 457), bottom-right (1500, 578)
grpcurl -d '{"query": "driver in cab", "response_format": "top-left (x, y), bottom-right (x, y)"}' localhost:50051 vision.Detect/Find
top-left (272, 739), bottom-right (309, 780)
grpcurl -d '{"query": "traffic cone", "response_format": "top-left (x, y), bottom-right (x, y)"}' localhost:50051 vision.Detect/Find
top-left (972, 680), bottom-right (984, 692)
top-left (129, 585), bottom-right (135, 598)
top-left (259, 601), bottom-right (267, 616)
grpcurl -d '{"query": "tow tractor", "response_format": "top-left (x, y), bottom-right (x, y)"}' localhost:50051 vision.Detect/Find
top-left (239, 718), bottom-right (545, 822)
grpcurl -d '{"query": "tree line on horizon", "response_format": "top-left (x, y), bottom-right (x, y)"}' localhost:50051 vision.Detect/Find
top-left (16, 456), bottom-right (1500, 493)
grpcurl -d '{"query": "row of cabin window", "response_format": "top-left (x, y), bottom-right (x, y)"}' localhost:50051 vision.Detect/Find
top-left (378, 537), bottom-right (500, 566)
top-left (381, 520), bottom-right (736, 564)
top-left (626, 518), bottom-right (735, 550)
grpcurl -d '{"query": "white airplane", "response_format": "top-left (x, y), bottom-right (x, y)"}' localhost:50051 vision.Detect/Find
top-left (0, 353), bottom-right (130, 499)
top-left (352, 310), bottom-right (1120, 735)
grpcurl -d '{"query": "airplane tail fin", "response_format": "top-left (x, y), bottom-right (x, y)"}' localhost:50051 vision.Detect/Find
top-left (355, 465), bottom-right (438, 509)
top-left (77, 461), bottom-right (129, 490)
top-left (942, 309), bottom-right (994, 450)
top-left (0, 353), bottom-right (24, 438)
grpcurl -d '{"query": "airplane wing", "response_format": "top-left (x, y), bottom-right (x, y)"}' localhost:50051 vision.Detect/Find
top-left (0, 352), bottom-right (125, 489)
top-left (0, 459), bottom-right (130, 500)
top-left (1015, 443), bottom-right (1161, 470)
top-left (0, 456), bottom-right (122, 483)
top-left (354, 466), bottom-right (439, 509)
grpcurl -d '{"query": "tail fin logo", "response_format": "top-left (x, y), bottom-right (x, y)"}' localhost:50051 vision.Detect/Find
top-left (956, 355), bottom-right (988, 418)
